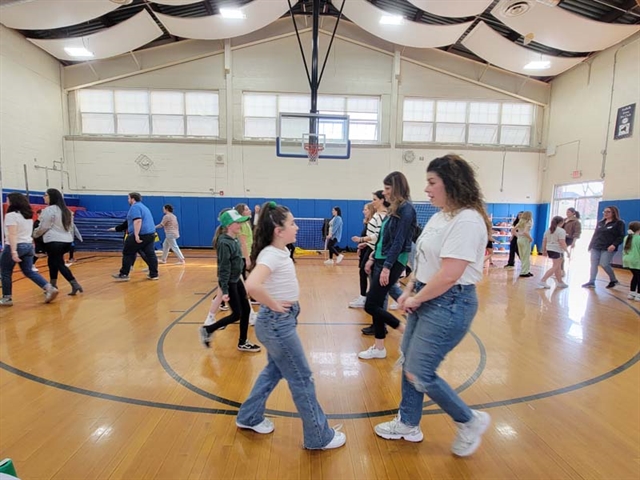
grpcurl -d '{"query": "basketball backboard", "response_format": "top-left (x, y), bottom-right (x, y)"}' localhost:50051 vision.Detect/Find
top-left (276, 112), bottom-right (351, 160)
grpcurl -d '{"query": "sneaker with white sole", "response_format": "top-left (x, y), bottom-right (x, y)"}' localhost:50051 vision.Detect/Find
top-left (336, 254), bottom-right (344, 264)
top-left (249, 310), bottom-right (258, 326)
top-left (324, 259), bottom-right (334, 266)
top-left (237, 341), bottom-right (261, 352)
top-left (634, 293), bottom-right (640, 301)
top-left (536, 282), bottom-right (550, 289)
top-left (348, 295), bottom-right (366, 308)
top-left (389, 302), bottom-right (398, 311)
top-left (451, 410), bottom-right (491, 457)
top-left (44, 285), bottom-right (58, 304)
top-left (236, 417), bottom-right (274, 434)
top-left (146, 275), bottom-right (159, 281)
top-left (112, 273), bottom-right (130, 282)
top-left (358, 346), bottom-right (387, 359)
top-left (321, 425), bottom-right (346, 450)
top-left (374, 415), bottom-right (423, 442)
top-left (199, 326), bottom-right (212, 348)
top-left (0, 297), bottom-right (13, 307)
top-left (556, 282), bottom-right (569, 289)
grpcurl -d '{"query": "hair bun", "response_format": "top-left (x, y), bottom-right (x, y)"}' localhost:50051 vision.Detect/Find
top-left (268, 201), bottom-right (277, 208)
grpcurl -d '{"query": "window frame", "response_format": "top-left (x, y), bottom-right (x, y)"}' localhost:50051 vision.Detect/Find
top-left (78, 88), bottom-right (220, 138)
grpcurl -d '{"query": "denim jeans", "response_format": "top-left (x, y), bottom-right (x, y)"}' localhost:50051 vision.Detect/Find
top-left (162, 236), bottom-right (184, 262)
top-left (1, 243), bottom-right (49, 297)
top-left (237, 303), bottom-right (334, 449)
top-left (398, 282), bottom-right (478, 426)
top-left (589, 249), bottom-right (617, 283)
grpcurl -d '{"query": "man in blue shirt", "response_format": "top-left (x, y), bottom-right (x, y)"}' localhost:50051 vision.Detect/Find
top-left (112, 192), bottom-right (159, 281)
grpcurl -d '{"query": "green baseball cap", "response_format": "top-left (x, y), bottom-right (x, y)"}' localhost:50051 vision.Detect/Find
top-left (219, 209), bottom-right (250, 227)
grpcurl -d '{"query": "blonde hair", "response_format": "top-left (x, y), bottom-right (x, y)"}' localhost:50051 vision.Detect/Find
top-left (364, 203), bottom-right (375, 224)
top-left (520, 211), bottom-right (533, 224)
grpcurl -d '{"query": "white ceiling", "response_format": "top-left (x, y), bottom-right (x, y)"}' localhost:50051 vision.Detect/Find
top-left (0, 0), bottom-right (119, 30)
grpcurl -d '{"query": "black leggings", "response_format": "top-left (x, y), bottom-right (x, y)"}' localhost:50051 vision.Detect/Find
top-left (205, 280), bottom-right (250, 344)
top-left (631, 269), bottom-right (640, 294)
top-left (358, 246), bottom-right (373, 296)
top-left (365, 260), bottom-right (405, 339)
top-left (327, 238), bottom-right (340, 259)
top-left (506, 236), bottom-right (519, 265)
top-left (45, 242), bottom-right (76, 283)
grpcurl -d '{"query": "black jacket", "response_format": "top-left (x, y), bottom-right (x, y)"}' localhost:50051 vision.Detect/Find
top-left (588, 219), bottom-right (625, 251)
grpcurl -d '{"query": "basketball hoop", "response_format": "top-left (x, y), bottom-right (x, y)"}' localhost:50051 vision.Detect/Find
top-left (304, 142), bottom-right (324, 166)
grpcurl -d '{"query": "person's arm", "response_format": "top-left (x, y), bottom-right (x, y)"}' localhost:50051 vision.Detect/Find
top-left (574, 221), bottom-right (582, 239)
top-left (73, 224), bottom-right (83, 242)
top-left (326, 218), bottom-right (333, 240)
top-left (7, 224), bottom-right (21, 263)
top-left (32, 208), bottom-right (53, 238)
top-left (155, 214), bottom-right (167, 230)
top-left (401, 258), bottom-right (469, 312)
top-left (217, 243), bottom-right (232, 297)
top-left (245, 264), bottom-right (291, 313)
top-left (542, 235), bottom-right (547, 255)
top-left (132, 218), bottom-right (142, 242)
top-left (609, 221), bottom-right (626, 251)
top-left (237, 231), bottom-right (251, 268)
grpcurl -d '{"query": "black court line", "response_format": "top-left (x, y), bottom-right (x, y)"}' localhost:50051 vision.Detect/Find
top-left (1, 287), bottom-right (638, 419)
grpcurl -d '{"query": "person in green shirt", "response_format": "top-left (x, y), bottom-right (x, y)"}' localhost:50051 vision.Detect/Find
top-left (622, 221), bottom-right (640, 300)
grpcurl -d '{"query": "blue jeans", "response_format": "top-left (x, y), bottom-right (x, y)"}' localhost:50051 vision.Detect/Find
top-left (589, 249), bottom-right (617, 283)
top-left (237, 303), bottom-right (334, 449)
top-left (1, 243), bottom-right (49, 297)
top-left (398, 282), bottom-right (478, 426)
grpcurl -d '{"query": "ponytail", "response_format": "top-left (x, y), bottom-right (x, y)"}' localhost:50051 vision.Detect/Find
top-left (549, 216), bottom-right (564, 234)
top-left (250, 201), bottom-right (291, 271)
top-left (624, 221), bottom-right (640, 254)
top-left (212, 225), bottom-right (227, 249)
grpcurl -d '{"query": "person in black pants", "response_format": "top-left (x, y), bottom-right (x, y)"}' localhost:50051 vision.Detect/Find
top-left (111, 193), bottom-right (158, 281)
top-left (504, 212), bottom-right (522, 269)
top-left (199, 209), bottom-right (261, 352)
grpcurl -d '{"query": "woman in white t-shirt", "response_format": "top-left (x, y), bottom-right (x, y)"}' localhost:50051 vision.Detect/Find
top-left (1, 193), bottom-right (58, 306)
top-left (236, 201), bottom-right (346, 451)
top-left (373, 154), bottom-right (492, 458)
top-left (537, 216), bottom-right (570, 289)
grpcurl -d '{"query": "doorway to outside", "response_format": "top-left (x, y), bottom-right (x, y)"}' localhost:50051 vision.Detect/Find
top-left (551, 181), bottom-right (604, 275)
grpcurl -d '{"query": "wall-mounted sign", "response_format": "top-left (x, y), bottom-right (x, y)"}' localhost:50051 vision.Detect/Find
top-left (614, 103), bottom-right (635, 140)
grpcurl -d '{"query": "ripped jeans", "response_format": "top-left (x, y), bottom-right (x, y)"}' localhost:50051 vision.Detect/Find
top-left (398, 282), bottom-right (478, 426)
top-left (236, 302), bottom-right (334, 449)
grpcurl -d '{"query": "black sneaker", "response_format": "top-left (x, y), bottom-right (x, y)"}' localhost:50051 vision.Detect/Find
top-left (361, 325), bottom-right (388, 336)
top-left (237, 341), bottom-right (261, 352)
top-left (519, 273), bottom-right (534, 278)
top-left (199, 326), bottom-right (211, 348)
top-left (605, 281), bottom-right (618, 289)
top-left (112, 273), bottom-right (130, 282)
top-left (146, 275), bottom-right (159, 281)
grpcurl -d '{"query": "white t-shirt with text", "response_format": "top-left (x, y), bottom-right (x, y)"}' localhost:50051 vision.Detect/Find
top-left (257, 245), bottom-right (300, 301)
top-left (414, 209), bottom-right (487, 285)
top-left (4, 212), bottom-right (34, 245)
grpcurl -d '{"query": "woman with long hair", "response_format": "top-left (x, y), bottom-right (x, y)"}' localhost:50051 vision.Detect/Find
top-left (515, 211), bottom-right (534, 278)
top-left (324, 206), bottom-right (344, 265)
top-left (560, 208), bottom-right (581, 276)
top-left (374, 154), bottom-right (492, 457)
top-left (33, 188), bottom-right (83, 295)
top-left (583, 206), bottom-right (625, 289)
top-left (537, 216), bottom-right (570, 289)
top-left (359, 171), bottom-right (415, 359)
top-left (1, 193), bottom-right (58, 306)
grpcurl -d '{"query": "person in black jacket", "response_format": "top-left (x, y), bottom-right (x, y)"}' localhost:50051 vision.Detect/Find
top-left (582, 205), bottom-right (625, 289)
top-left (504, 212), bottom-right (522, 269)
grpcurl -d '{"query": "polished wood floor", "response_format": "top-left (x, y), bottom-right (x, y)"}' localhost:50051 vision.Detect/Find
top-left (1, 249), bottom-right (638, 480)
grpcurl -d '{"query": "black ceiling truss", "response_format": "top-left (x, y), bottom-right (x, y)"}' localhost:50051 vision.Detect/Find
top-left (12, 0), bottom-right (640, 80)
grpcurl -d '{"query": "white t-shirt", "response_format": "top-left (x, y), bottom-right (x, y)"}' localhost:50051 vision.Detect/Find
top-left (4, 212), bottom-right (34, 245)
top-left (256, 245), bottom-right (300, 301)
top-left (414, 209), bottom-right (487, 285)
top-left (544, 226), bottom-right (567, 253)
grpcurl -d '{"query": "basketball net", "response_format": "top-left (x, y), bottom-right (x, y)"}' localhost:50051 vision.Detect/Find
top-left (304, 142), bottom-right (324, 166)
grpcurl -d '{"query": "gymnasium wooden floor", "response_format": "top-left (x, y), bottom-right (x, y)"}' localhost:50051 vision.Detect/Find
top-left (0, 249), bottom-right (638, 480)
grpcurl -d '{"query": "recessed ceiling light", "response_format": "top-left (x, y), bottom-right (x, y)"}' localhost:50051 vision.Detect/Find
top-left (64, 47), bottom-right (94, 58)
top-left (523, 60), bottom-right (551, 70)
top-left (379, 15), bottom-right (403, 25)
top-left (220, 8), bottom-right (246, 19)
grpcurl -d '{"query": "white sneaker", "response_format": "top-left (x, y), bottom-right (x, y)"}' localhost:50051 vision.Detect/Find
top-left (236, 418), bottom-right (274, 434)
top-left (451, 410), bottom-right (491, 457)
top-left (324, 259), bottom-right (334, 265)
top-left (31, 266), bottom-right (39, 272)
top-left (249, 310), bottom-right (258, 326)
top-left (322, 425), bottom-right (346, 450)
top-left (634, 293), bottom-right (640, 301)
top-left (358, 346), bottom-right (387, 359)
top-left (374, 415), bottom-right (423, 442)
top-left (336, 254), bottom-right (344, 264)
top-left (389, 302), bottom-right (398, 310)
top-left (348, 296), bottom-right (366, 308)
top-left (536, 282), bottom-right (550, 289)
top-left (556, 282), bottom-right (569, 289)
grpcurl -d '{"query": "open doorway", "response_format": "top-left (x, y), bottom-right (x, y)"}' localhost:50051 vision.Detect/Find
top-left (552, 181), bottom-right (603, 270)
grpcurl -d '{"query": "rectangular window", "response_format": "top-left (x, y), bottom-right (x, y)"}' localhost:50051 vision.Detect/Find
top-left (78, 89), bottom-right (219, 138)
top-left (243, 92), bottom-right (380, 142)
top-left (402, 98), bottom-right (534, 146)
